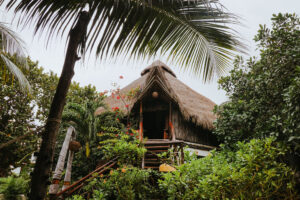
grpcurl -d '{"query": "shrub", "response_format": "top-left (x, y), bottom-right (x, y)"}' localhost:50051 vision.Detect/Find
top-left (99, 129), bottom-right (146, 165)
top-left (159, 137), bottom-right (298, 200)
top-left (0, 176), bottom-right (29, 200)
top-left (214, 13), bottom-right (300, 165)
top-left (75, 167), bottom-right (161, 200)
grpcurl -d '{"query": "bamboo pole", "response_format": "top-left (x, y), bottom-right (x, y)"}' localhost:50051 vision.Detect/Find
top-left (49, 126), bottom-right (74, 195)
top-left (62, 130), bottom-right (76, 191)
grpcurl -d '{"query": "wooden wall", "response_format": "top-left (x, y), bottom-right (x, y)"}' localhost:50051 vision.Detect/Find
top-left (171, 107), bottom-right (217, 146)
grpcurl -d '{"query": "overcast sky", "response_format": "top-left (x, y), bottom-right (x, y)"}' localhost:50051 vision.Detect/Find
top-left (1, 0), bottom-right (300, 104)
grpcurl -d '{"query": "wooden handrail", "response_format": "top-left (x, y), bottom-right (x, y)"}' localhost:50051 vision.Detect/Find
top-left (54, 157), bottom-right (118, 199)
top-left (144, 139), bottom-right (215, 150)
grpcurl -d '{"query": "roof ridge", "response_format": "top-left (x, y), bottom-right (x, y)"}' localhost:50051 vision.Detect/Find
top-left (141, 60), bottom-right (176, 78)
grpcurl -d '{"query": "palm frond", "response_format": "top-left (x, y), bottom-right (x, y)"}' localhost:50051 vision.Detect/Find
top-left (4, 0), bottom-right (246, 81)
top-left (62, 110), bottom-right (86, 130)
top-left (0, 22), bottom-right (28, 69)
top-left (0, 54), bottom-right (31, 92)
top-left (65, 103), bottom-right (86, 117)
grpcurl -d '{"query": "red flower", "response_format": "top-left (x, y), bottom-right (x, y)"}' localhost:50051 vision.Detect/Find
top-left (115, 134), bottom-right (119, 137)
top-left (117, 96), bottom-right (120, 100)
top-left (119, 75), bottom-right (124, 79)
top-left (116, 118), bottom-right (119, 121)
top-left (126, 132), bottom-right (129, 134)
top-left (125, 104), bottom-right (129, 108)
top-left (112, 107), bottom-right (120, 112)
top-left (130, 133), bottom-right (134, 136)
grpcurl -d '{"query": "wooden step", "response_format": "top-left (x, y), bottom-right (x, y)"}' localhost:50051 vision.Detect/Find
top-left (144, 160), bottom-right (160, 164)
top-left (143, 141), bottom-right (172, 170)
top-left (145, 145), bottom-right (170, 149)
top-left (144, 166), bottom-right (159, 169)
top-left (147, 149), bottom-right (168, 153)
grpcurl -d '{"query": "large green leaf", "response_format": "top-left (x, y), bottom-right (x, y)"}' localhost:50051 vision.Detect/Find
top-left (0, 54), bottom-right (31, 92)
top-left (3, 0), bottom-right (245, 81)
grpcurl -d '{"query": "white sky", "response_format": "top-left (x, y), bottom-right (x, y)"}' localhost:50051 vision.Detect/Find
top-left (1, 0), bottom-right (300, 104)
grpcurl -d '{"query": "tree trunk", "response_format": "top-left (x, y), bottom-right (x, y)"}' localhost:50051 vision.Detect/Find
top-left (29, 12), bottom-right (90, 200)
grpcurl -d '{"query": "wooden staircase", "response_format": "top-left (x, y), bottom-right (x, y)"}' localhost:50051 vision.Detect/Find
top-left (52, 158), bottom-right (117, 199)
top-left (53, 140), bottom-right (186, 198)
top-left (143, 142), bottom-right (170, 170)
top-left (142, 139), bottom-right (185, 170)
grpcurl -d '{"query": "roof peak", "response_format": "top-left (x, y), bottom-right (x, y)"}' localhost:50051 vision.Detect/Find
top-left (141, 60), bottom-right (176, 78)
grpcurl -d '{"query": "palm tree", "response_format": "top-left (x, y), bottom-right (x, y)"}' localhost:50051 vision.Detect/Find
top-left (0, 22), bottom-right (31, 92)
top-left (3, 1), bottom-right (244, 199)
top-left (62, 99), bottom-right (104, 158)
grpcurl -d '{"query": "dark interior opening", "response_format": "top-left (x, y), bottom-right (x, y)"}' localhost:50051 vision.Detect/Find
top-left (143, 110), bottom-right (167, 139)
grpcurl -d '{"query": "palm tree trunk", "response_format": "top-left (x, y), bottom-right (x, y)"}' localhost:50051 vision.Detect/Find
top-left (29, 12), bottom-right (90, 200)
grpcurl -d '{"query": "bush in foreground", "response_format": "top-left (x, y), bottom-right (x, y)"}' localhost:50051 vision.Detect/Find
top-left (159, 137), bottom-right (298, 200)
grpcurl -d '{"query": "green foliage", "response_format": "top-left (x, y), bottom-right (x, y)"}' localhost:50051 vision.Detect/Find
top-left (0, 58), bottom-right (38, 176)
top-left (0, 176), bottom-right (29, 200)
top-left (99, 129), bottom-right (146, 165)
top-left (183, 148), bottom-right (198, 163)
top-left (77, 167), bottom-right (161, 200)
top-left (0, 56), bottom-right (101, 176)
top-left (6, 0), bottom-right (244, 82)
top-left (159, 137), bottom-right (298, 200)
top-left (0, 22), bottom-right (30, 92)
top-left (62, 98), bottom-right (105, 157)
top-left (62, 111), bottom-right (140, 180)
top-left (214, 13), bottom-right (300, 154)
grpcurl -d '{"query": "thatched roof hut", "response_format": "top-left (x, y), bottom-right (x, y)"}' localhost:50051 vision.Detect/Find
top-left (96, 60), bottom-right (216, 128)
top-left (95, 60), bottom-right (217, 146)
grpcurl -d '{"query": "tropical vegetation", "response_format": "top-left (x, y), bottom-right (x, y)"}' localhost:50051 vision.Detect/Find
top-left (0, 22), bottom-right (30, 92)
top-left (0, 0), bottom-right (299, 199)
top-left (0, 57), bottom-right (99, 176)
top-left (1, 1), bottom-right (245, 198)
top-left (214, 13), bottom-right (300, 170)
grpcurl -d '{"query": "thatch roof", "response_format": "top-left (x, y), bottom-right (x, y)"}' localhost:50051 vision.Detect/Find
top-left (95, 60), bottom-right (216, 130)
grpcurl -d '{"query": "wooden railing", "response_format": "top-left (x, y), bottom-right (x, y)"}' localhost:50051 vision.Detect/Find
top-left (52, 157), bottom-right (118, 199)
top-left (143, 139), bottom-right (185, 166)
top-left (143, 139), bottom-right (216, 167)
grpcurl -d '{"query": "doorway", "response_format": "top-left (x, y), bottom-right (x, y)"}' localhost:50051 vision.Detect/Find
top-left (143, 111), bottom-right (167, 139)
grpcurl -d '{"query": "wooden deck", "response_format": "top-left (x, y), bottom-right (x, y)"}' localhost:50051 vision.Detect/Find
top-left (142, 139), bottom-right (216, 169)
top-left (143, 139), bottom-right (215, 150)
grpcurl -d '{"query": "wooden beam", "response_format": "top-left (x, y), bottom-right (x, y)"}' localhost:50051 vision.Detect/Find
top-left (139, 101), bottom-right (143, 142)
top-left (169, 102), bottom-right (175, 141)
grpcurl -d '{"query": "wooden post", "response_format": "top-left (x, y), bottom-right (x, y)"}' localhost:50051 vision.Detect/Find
top-left (49, 126), bottom-right (74, 196)
top-left (174, 145), bottom-right (180, 165)
top-left (139, 102), bottom-right (143, 142)
top-left (62, 130), bottom-right (76, 191)
top-left (169, 102), bottom-right (175, 141)
top-left (171, 144), bottom-right (174, 165)
top-left (180, 143), bottom-right (184, 165)
top-left (139, 102), bottom-right (145, 169)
